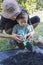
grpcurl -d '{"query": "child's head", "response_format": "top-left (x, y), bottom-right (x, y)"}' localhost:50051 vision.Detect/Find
top-left (16, 10), bottom-right (28, 26)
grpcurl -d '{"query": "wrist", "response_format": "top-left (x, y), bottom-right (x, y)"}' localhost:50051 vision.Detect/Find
top-left (9, 35), bottom-right (13, 38)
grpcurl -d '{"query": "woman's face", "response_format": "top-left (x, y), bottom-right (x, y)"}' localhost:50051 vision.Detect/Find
top-left (10, 13), bottom-right (20, 20)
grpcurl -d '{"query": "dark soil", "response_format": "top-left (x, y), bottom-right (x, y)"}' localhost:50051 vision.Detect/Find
top-left (0, 49), bottom-right (43, 65)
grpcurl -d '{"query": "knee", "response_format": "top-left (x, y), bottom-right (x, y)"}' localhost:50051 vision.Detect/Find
top-left (31, 16), bottom-right (40, 23)
top-left (34, 16), bottom-right (40, 23)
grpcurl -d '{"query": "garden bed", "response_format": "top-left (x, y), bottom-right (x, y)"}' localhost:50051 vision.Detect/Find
top-left (0, 49), bottom-right (43, 65)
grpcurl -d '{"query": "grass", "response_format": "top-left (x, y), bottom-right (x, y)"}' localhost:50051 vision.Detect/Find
top-left (33, 22), bottom-right (43, 39)
top-left (0, 22), bottom-right (43, 50)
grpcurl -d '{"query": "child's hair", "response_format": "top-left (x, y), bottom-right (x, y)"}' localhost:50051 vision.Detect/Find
top-left (16, 10), bottom-right (29, 20)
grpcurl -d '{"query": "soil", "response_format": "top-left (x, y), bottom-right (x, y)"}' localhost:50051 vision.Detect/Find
top-left (0, 49), bottom-right (43, 65)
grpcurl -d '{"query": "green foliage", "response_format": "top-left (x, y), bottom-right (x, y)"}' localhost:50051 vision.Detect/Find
top-left (0, 0), bottom-right (2, 2)
top-left (36, 0), bottom-right (43, 10)
top-left (17, 0), bottom-right (43, 14)
top-left (0, 0), bottom-right (43, 13)
top-left (17, 0), bottom-right (36, 14)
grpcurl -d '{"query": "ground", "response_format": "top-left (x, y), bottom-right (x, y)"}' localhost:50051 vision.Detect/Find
top-left (0, 22), bottom-right (43, 50)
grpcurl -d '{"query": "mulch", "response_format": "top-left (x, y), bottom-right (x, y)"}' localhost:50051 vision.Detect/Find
top-left (0, 49), bottom-right (43, 65)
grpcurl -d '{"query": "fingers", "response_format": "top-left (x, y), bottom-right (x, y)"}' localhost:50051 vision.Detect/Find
top-left (24, 34), bottom-right (30, 39)
top-left (27, 35), bottom-right (32, 40)
top-left (25, 33), bottom-right (32, 40)
top-left (16, 37), bottom-right (22, 41)
top-left (16, 34), bottom-right (22, 39)
top-left (16, 35), bottom-right (22, 42)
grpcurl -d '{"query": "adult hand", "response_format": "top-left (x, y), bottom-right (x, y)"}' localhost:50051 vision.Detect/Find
top-left (11, 34), bottom-right (22, 43)
top-left (24, 30), bottom-right (35, 40)
top-left (24, 25), bottom-right (35, 40)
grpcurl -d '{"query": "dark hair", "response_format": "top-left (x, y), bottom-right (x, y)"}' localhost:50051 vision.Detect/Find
top-left (16, 10), bottom-right (28, 20)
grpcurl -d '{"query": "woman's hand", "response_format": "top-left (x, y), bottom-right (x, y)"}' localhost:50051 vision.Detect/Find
top-left (24, 25), bottom-right (35, 40)
top-left (11, 34), bottom-right (22, 42)
top-left (24, 30), bottom-right (35, 40)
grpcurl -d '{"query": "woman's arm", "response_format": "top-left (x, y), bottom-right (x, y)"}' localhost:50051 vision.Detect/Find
top-left (0, 30), bottom-right (22, 43)
top-left (24, 25), bottom-right (35, 40)
top-left (26, 29), bottom-right (35, 39)
top-left (0, 30), bottom-right (12, 38)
